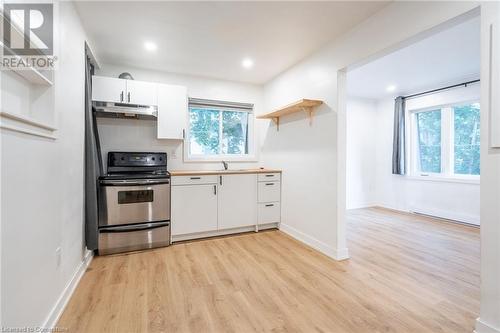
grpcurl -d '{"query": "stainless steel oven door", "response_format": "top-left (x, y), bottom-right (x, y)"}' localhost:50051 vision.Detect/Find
top-left (99, 178), bottom-right (170, 227)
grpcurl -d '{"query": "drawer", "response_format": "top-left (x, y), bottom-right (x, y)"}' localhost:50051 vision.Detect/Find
top-left (98, 222), bottom-right (171, 255)
top-left (258, 202), bottom-right (281, 224)
top-left (258, 181), bottom-right (281, 203)
top-left (171, 175), bottom-right (218, 185)
top-left (258, 173), bottom-right (281, 182)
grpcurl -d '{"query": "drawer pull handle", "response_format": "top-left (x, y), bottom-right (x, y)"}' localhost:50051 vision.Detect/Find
top-left (190, 177), bottom-right (201, 180)
top-left (265, 204), bottom-right (274, 207)
top-left (265, 183), bottom-right (274, 186)
top-left (265, 174), bottom-right (274, 177)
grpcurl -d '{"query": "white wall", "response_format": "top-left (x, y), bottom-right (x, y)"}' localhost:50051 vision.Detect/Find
top-left (476, 3), bottom-right (500, 333)
top-left (1, 2), bottom-right (91, 328)
top-left (95, 64), bottom-right (265, 171)
top-left (261, 1), bottom-right (478, 260)
top-left (372, 87), bottom-right (480, 225)
top-left (346, 98), bottom-right (377, 209)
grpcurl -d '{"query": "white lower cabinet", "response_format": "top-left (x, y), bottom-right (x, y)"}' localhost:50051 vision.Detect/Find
top-left (171, 184), bottom-right (218, 236)
top-left (171, 172), bottom-right (281, 240)
top-left (258, 202), bottom-right (281, 224)
top-left (257, 174), bottom-right (281, 226)
top-left (218, 174), bottom-right (257, 229)
top-left (258, 181), bottom-right (280, 203)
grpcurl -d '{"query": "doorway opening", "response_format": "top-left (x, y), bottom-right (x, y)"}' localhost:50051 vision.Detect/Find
top-left (337, 9), bottom-right (481, 332)
top-left (345, 13), bottom-right (480, 226)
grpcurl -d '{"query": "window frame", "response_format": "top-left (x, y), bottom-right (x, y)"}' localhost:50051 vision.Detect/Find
top-left (184, 102), bottom-right (257, 162)
top-left (407, 99), bottom-right (480, 183)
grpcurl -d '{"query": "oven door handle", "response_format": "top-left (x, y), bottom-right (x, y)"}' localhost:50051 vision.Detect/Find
top-left (100, 179), bottom-right (170, 186)
top-left (100, 222), bottom-right (170, 233)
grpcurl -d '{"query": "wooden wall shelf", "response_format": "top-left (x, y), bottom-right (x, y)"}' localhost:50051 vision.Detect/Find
top-left (257, 99), bottom-right (323, 131)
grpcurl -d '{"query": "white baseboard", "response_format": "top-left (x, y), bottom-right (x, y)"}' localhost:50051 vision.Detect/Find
top-left (172, 223), bottom-right (279, 242)
top-left (347, 202), bottom-right (377, 210)
top-left (42, 249), bottom-right (93, 329)
top-left (371, 203), bottom-right (402, 213)
top-left (475, 318), bottom-right (500, 333)
top-left (334, 247), bottom-right (349, 260)
top-left (279, 223), bottom-right (349, 261)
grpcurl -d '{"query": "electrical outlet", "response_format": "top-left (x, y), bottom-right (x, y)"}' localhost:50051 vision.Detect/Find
top-left (55, 247), bottom-right (62, 267)
top-left (171, 151), bottom-right (177, 159)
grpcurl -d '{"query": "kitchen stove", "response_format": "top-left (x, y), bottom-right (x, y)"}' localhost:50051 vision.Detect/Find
top-left (97, 152), bottom-right (171, 255)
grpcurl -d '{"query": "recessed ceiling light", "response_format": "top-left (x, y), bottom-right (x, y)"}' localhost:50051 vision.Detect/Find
top-left (144, 41), bottom-right (157, 52)
top-left (386, 85), bottom-right (397, 92)
top-left (242, 58), bottom-right (254, 69)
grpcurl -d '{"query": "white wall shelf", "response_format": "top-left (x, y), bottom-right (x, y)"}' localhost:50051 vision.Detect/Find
top-left (12, 66), bottom-right (54, 86)
top-left (2, 47), bottom-right (54, 86)
top-left (0, 110), bottom-right (57, 140)
top-left (1, 10), bottom-right (54, 86)
top-left (14, 67), bottom-right (53, 86)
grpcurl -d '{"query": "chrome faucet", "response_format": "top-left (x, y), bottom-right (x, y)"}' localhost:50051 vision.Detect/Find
top-left (222, 161), bottom-right (228, 170)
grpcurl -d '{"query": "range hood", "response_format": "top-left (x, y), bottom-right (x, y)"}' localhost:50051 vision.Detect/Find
top-left (93, 101), bottom-right (157, 120)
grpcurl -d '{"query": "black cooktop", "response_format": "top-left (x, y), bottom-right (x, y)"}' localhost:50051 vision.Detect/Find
top-left (100, 152), bottom-right (170, 180)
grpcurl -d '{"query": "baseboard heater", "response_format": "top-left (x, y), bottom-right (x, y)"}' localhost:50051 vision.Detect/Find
top-left (410, 210), bottom-right (479, 227)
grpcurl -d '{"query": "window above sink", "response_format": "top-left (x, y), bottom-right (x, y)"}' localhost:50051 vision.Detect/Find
top-left (185, 98), bottom-right (257, 162)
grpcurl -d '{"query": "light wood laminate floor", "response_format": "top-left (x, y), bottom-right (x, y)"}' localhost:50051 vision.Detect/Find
top-left (58, 207), bottom-right (480, 332)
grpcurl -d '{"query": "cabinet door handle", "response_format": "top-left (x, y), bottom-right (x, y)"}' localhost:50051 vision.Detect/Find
top-left (127, 92), bottom-right (131, 103)
top-left (182, 129), bottom-right (185, 139)
top-left (190, 177), bottom-right (201, 180)
top-left (213, 185), bottom-right (217, 195)
top-left (120, 91), bottom-right (124, 102)
top-left (265, 204), bottom-right (274, 207)
top-left (220, 175), bottom-right (222, 186)
top-left (265, 183), bottom-right (274, 186)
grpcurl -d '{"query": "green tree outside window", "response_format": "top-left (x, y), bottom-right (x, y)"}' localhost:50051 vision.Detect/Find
top-left (189, 108), bottom-right (249, 156)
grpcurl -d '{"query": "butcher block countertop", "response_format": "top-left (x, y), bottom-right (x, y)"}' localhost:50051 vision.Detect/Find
top-left (170, 169), bottom-right (282, 176)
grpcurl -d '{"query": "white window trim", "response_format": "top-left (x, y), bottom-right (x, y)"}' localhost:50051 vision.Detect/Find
top-left (407, 99), bottom-right (480, 183)
top-left (183, 106), bottom-right (258, 163)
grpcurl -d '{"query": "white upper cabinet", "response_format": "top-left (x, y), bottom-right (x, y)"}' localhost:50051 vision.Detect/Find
top-left (92, 76), bottom-right (126, 103)
top-left (218, 174), bottom-right (257, 229)
top-left (126, 80), bottom-right (158, 106)
top-left (91, 75), bottom-right (158, 106)
top-left (157, 84), bottom-right (188, 140)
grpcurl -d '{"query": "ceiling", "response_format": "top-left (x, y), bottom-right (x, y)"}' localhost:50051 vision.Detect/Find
top-left (75, 1), bottom-right (389, 84)
top-left (347, 15), bottom-right (480, 100)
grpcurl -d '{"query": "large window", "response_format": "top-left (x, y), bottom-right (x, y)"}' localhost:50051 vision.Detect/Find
top-left (415, 109), bottom-right (442, 173)
top-left (453, 104), bottom-right (480, 175)
top-left (410, 102), bottom-right (480, 179)
top-left (186, 99), bottom-right (254, 161)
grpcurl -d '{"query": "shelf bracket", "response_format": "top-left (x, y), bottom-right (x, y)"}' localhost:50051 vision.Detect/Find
top-left (301, 107), bottom-right (314, 126)
top-left (272, 117), bottom-right (280, 131)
